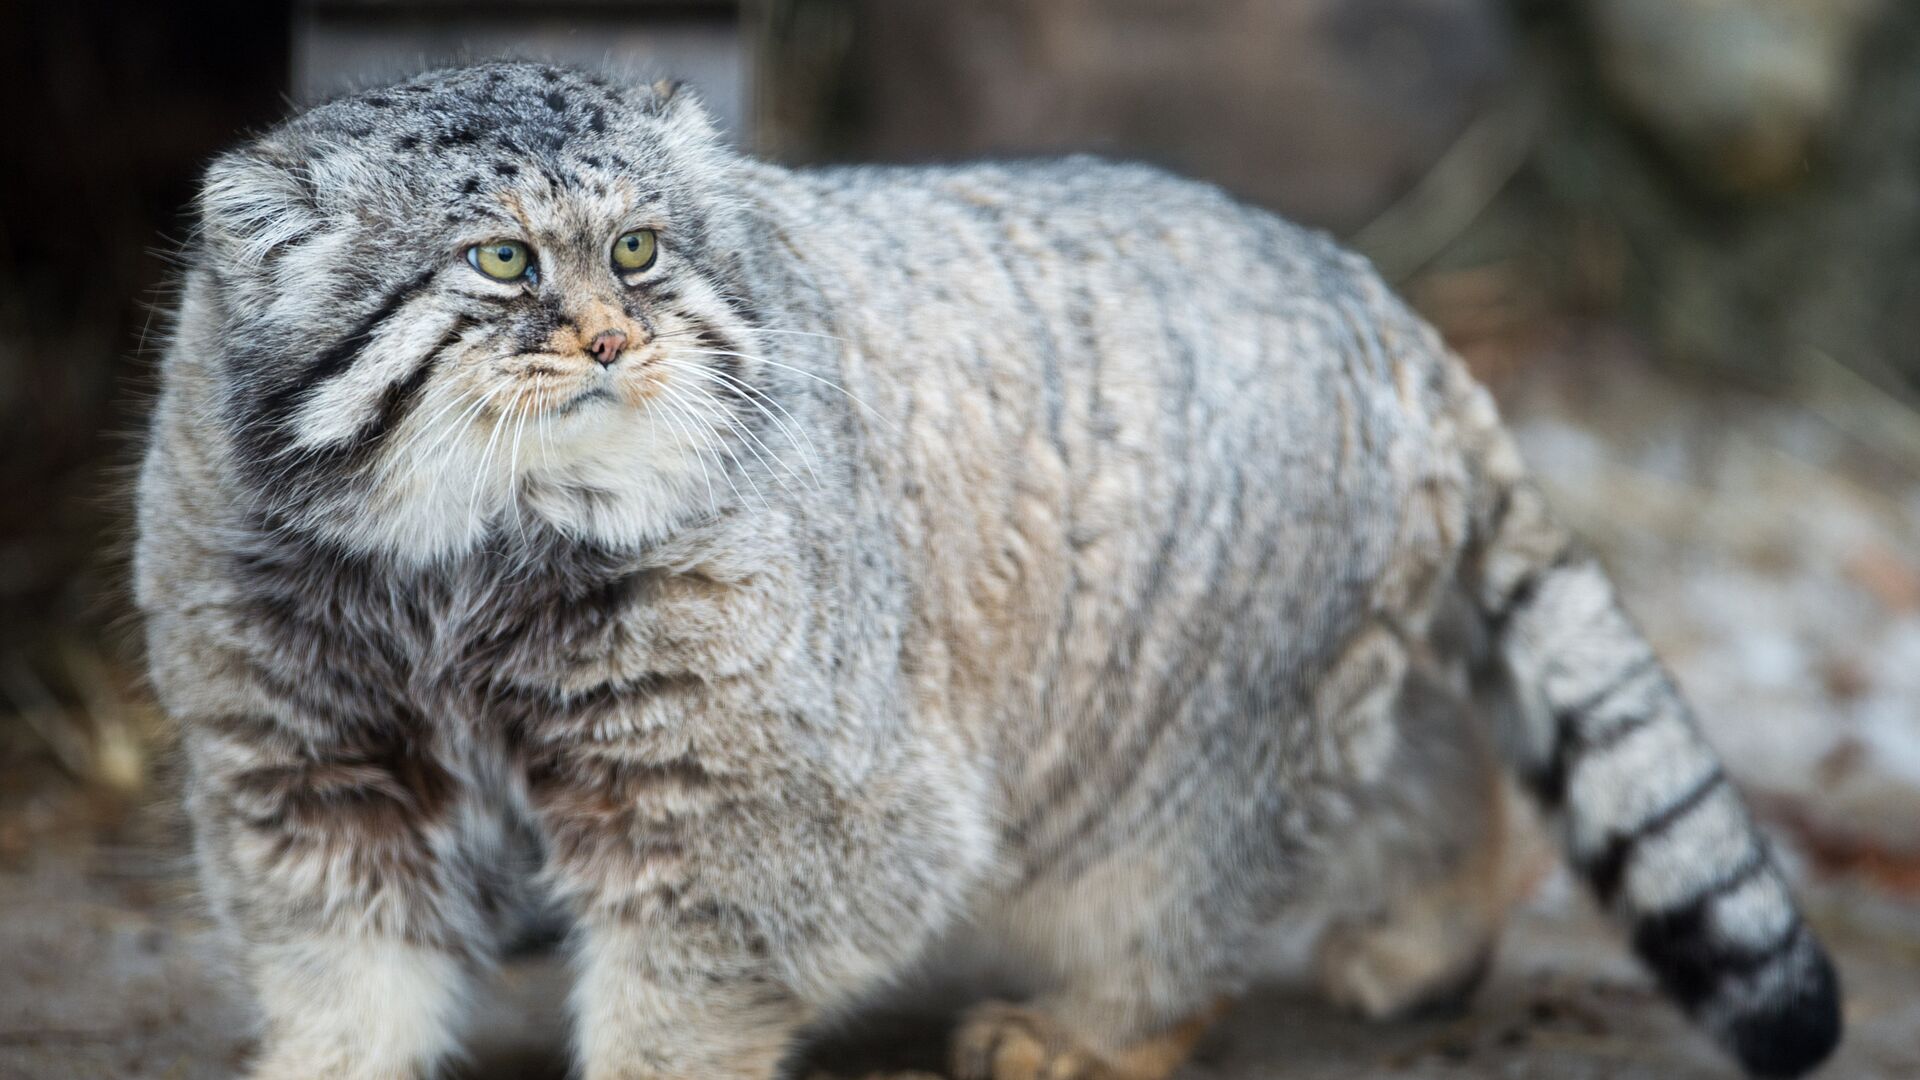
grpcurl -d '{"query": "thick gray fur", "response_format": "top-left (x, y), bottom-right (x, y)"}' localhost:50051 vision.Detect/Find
top-left (134, 62), bottom-right (1839, 1080)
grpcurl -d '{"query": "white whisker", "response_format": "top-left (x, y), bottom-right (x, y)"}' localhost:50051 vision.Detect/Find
top-left (658, 383), bottom-right (767, 510)
top-left (658, 357), bottom-right (824, 490)
top-left (418, 386), bottom-right (503, 493)
top-left (659, 363), bottom-right (812, 497)
top-left (409, 383), bottom-right (499, 469)
top-left (651, 392), bottom-right (719, 517)
top-left (506, 397), bottom-right (534, 541)
top-left (671, 380), bottom-right (795, 503)
top-left (387, 384), bottom-right (478, 467)
top-left (744, 327), bottom-right (848, 344)
top-left (679, 346), bottom-right (900, 434)
top-left (467, 389), bottom-right (514, 523)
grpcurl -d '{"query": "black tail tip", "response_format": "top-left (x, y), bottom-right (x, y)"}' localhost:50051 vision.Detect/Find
top-left (1724, 947), bottom-right (1843, 1079)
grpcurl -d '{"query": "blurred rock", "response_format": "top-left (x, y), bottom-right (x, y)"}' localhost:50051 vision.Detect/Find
top-left (1581, 0), bottom-right (1882, 195)
top-left (1454, 0), bottom-right (1920, 388)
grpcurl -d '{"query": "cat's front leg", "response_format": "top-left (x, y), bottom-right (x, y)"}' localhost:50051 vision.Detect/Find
top-left (532, 739), bottom-right (988, 1080)
top-left (569, 919), bottom-right (813, 1080)
top-left (185, 712), bottom-right (494, 1080)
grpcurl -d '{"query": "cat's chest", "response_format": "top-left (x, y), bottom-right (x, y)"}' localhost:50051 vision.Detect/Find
top-left (233, 540), bottom-right (640, 719)
top-left (431, 566), bottom-right (656, 708)
top-left (234, 522), bottom-right (812, 748)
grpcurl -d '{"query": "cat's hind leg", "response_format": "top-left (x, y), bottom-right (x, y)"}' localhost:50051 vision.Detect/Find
top-left (1310, 663), bottom-right (1529, 1021)
top-left (1311, 852), bottom-right (1506, 1020)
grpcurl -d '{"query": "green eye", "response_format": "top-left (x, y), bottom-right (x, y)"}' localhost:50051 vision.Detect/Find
top-left (468, 240), bottom-right (532, 281)
top-left (612, 229), bottom-right (658, 271)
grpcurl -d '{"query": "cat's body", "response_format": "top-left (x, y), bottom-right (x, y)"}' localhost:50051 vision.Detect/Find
top-left (135, 64), bottom-right (1839, 1080)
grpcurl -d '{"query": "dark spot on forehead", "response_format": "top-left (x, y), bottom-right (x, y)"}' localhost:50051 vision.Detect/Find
top-left (460, 176), bottom-right (481, 195)
top-left (588, 106), bottom-right (607, 134)
top-left (437, 123), bottom-right (481, 148)
top-left (493, 162), bottom-right (519, 177)
top-left (545, 91), bottom-right (567, 112)
top-left (541, 68), bottom-right (561, 83)
top-left (396, 134), bottom-right (420, 150)
top-left (364, 95), bottom-right (392, 108)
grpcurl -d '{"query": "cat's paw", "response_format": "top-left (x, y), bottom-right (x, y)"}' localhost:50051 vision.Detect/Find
top-left (1314, 912), bottom-right (1494, 1021)
top-left (806, 1072), bottom-right (947, 1080)
top-left (951, 1003), bottom-right (1124, 1080)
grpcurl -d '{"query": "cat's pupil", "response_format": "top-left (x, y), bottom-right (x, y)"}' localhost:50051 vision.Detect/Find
top-left (497, 246), bottom-right (514, 260)
top-left (623, 237), bottom-right (637, 250)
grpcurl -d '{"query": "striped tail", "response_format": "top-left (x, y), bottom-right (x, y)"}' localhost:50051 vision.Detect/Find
top-left (1456, 385), bottom-right (1841, 1077)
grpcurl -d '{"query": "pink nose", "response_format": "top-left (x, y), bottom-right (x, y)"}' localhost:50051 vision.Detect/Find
top-left (588, 329), bottom-right (629, 367)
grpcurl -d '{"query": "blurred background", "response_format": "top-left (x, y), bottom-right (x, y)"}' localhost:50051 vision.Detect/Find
top-left (3, 1), bottom-right (1919, 1077)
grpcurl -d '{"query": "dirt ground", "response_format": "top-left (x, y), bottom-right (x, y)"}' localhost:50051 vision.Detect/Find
top-left (3, 345), bottom-right (1918, 1080)
top-left (4, 801), bottom-right (1918, 1080)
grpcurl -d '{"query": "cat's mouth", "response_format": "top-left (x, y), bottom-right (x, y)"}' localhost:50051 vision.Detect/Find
top-left (502, 354), bottom-right (665, 418)
top-left (554, 385), bottom-right (619, 416)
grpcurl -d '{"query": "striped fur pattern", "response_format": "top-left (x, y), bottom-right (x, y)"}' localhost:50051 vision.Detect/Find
top-left (134, 63), bottom-right (1839, 1080)
top-left (1466, 470), bottom-right (1842, 1076)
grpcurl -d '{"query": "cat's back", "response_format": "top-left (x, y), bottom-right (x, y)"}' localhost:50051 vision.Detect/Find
top-left (779, 155), bottom-right (1358, 320)
top-left (765, 153), bottom-right (1462, 521)
top-left (763, 152), bottom-right (1443, 421)
top-left (757, 155), bottom-right (1472, 749)
top-left (768, 154), bottom-right (1448, 416)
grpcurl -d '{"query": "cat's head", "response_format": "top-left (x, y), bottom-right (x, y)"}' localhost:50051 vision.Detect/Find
top-left (181, 62), bottom-right (783, 560)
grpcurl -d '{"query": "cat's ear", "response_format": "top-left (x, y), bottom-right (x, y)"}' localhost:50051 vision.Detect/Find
top-left (649, 78), bottom-right (684, 107)
top-left (643, 78), bottom-right (718, 137)
top-left (196, 142), bottom-right (322, 269)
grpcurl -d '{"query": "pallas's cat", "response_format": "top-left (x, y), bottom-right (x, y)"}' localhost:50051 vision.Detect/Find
top-left (135, 62), bottom-right (1840, 1080)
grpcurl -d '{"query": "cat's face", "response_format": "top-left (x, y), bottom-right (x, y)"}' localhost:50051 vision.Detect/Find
top-left (190, 62), bottom-right (767, 560)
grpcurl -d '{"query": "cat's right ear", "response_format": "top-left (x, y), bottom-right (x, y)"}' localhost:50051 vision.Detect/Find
top-left (642, 78), bottom-right (719, 139)
top-left (197, 144), bottom-right (321, 270)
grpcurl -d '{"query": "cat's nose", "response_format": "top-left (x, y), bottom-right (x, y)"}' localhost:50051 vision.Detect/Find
top-left (587, 329), bottom-right (629, 367)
